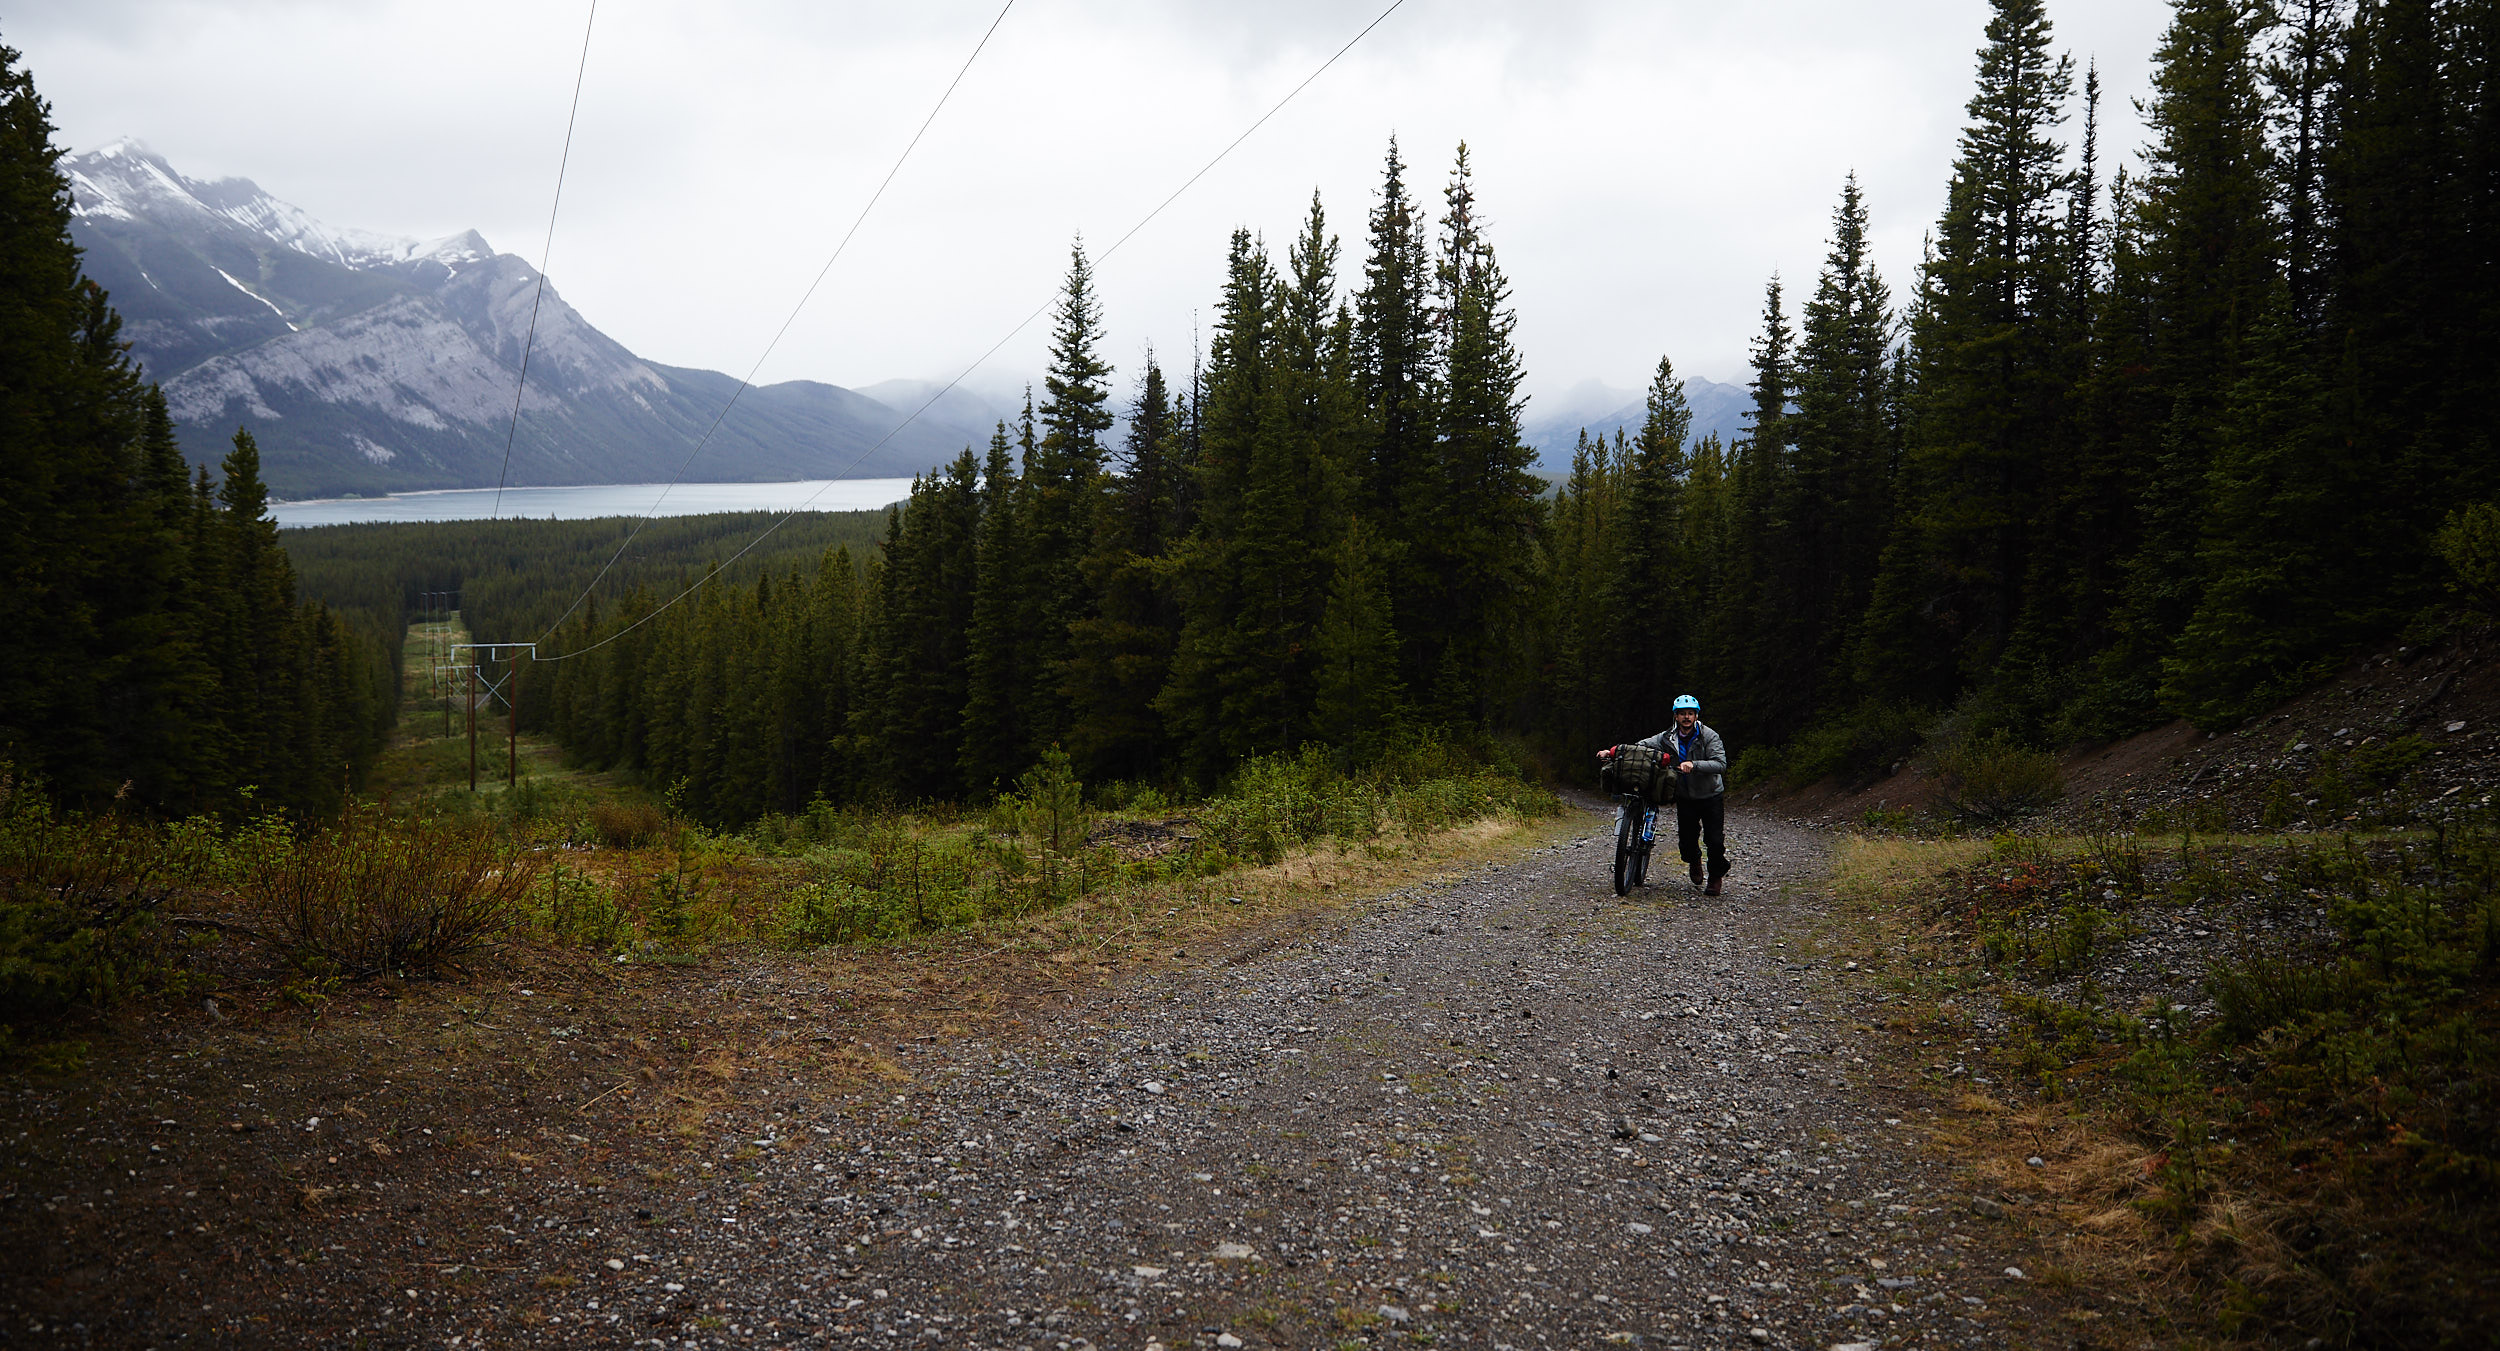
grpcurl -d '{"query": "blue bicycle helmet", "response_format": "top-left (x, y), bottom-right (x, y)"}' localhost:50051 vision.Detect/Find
top-left (1672, 694), bottom-right (1701, 712)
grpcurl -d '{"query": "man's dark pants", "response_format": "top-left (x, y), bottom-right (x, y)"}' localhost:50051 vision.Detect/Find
top-left (1675, 793), bottom-right (1729, 879)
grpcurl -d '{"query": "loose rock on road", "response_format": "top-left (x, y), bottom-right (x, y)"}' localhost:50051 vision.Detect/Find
top-left (584, 809), bottom-right (2033, 1350)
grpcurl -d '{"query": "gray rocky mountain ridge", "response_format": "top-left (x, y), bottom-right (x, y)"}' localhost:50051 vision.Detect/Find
top-left (65, 139), bottom-right (977, 499)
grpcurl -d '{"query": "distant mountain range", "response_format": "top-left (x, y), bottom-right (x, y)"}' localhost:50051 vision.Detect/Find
top-left (65, 139), bottom-right (1740, 499)
top-left (64, 139), bottom-right (1000, 500)
top-left (1519, 375), bottom-right (1753, 470)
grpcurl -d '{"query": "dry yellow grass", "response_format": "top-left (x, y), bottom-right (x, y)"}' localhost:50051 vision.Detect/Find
top-left (1827, 833), bottom-right (1989, 907)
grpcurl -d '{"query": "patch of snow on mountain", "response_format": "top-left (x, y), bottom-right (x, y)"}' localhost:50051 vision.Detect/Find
top-left (65, 138), bottom-right (418, 269)
top-left (211, 266), bottom-right (296, 330)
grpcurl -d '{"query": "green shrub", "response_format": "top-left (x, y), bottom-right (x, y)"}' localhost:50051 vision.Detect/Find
top-left (1934, 734), bottom-right (2064, 824)
top-left (1765, 701), bottom-right (1927, 788)
top-left (591, 799), bottom-right (671, 849)
top-left (2435, 500), bottom-right (2500, 615)
top-left (774, 876), bottom-right (888, 947)
top-left (531, 862), bottom-right (630, 950)
top-left (0, 769), bottom-right (181, 1023)
top-left (992, 748), bottom-right (1088, 854)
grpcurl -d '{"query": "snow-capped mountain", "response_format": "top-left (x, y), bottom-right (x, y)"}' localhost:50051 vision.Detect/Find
top-left (65, 139), bottom-right (968, 499)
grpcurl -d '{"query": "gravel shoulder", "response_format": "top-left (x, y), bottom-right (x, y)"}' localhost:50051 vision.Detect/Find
top-left (4, 806), bottom-right (2085, 1350)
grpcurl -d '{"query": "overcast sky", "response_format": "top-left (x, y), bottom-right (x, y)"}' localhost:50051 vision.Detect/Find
top-left (15, 0), bottom-right (2174, 405)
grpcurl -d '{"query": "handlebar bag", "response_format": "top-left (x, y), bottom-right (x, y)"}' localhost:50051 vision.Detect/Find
top-left (1601, 743), bottom-right (1666, 802)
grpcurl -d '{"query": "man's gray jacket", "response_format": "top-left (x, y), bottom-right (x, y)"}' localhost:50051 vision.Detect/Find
top-left (1639, 721), bottom-right (1727, 800)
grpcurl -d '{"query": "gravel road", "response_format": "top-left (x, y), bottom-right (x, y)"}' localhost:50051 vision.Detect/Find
top-left (505, 806), bottom-right (2049, 1351)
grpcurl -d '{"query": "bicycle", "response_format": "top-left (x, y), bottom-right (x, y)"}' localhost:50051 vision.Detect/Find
top-left (1596, 743), bottom-right (1664, 897)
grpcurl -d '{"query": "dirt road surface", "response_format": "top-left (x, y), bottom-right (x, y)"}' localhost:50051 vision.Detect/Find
top-left (500, 807), bottom-right (2052, 1351)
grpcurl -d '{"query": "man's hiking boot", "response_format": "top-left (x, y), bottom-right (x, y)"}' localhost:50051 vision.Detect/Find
top-left (1689, 861), bottom-right (1704, 887)
top-left (1704, 875), bottom-right (1723, 897)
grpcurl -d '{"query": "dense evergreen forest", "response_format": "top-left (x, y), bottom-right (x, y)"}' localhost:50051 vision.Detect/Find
top-left (284, 509), bottom-right (890, 657)
top-left (0, 43), bottom-right (392, 817)
top-left (512, 0), bottom-right (2499, 825)
top-left (6, 0), bottom-right (2493, 831)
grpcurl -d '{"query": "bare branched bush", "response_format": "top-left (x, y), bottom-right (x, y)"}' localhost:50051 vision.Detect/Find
top-left (243, 809), bottom-right (542, 978)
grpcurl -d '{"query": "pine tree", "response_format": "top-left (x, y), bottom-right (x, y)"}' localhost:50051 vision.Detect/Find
top-left (1545, 428), bottom-right (1623, 755)
top-left (959, 419), bottom-right (1028, 795)
top-left (1019, 242), bottom-right (1115, 756)
top-left (1159, 230), bottom-right (1278, 774)
top-left (2321, 0), bottom-right (2493, 600)
top-left (2102, 0), bottom-right (2279, 717)
top-left (1353, 136), bottom-right (1439, 651)
top-left (1599, 356), bottom-right (1693, 734)
top-left (1718, 276), bottom-right (1796, 739)
top-left (1313, 515), bottom-right (1404, 757)
top-left (2160, 284), bottom-right (2343, 725)
top-left (1858, 0), bottom-right (2074, 709)
top-left (1422, 144), bottom-right (1539, 726)
top-left (868, 455), bottom-right (980, 798)
top-left (1064, 359), bottom-right (1183, 780)
top-left (1766, 179), bottom-right (1896, 738)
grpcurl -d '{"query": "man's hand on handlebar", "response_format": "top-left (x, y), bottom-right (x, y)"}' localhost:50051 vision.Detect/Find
top-left (1596, 746), bottom-right (1617, 760)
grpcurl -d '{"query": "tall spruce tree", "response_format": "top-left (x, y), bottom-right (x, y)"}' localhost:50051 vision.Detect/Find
top-left (1353, 136), bottom-right (1439, 655)
top-left (1063, 359), bottom-right (1183, 780)
top-left (1601, 356), bottom-right (1693, 734)
top-left (2102, 0), bottom-right (2279, 718)
top-left (1765, 180), bottom-right (1897, 738)
top-left (1158, 230), bottom-right (1279, 774)
top-left (868, 454), bottom-right (980, 798)
top-left (1020, 242), bottom-right (1115, 755)
top-left (959, 417), bottom-right (1029, 794)
top-left (1858, 0), bottom-right (2074, 710)
top-left (1422, 144), bottom-right (1539, 726)
top-left (1718, 276), bottom-right (1795, 739)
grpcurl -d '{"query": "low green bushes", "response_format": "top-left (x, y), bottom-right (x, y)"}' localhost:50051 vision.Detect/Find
top-left (1739, 701), bottom-right (1928, 790)
top-left (1915, 821), bottom-right (2500, 1341)
top-left (1933, 732), bottom-right (2064, 824)
top-left (0, 770), bottom-right (184, 1027)
top-left (1195, 742), bottom-right (1560, 868)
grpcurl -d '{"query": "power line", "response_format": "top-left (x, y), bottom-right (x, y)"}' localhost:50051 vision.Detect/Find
top-left (491, 0), bottom-right (601, 521)
top-left (531, 0), bottom-right (1410, 665)
top-left (535, 0), bottom-right (1021, 641)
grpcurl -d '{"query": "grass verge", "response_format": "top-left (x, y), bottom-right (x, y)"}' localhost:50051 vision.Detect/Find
top-left (1816, 815), bottom-right (2500, 1349)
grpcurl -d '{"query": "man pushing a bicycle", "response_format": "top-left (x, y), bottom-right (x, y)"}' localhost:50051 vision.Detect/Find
top-left (1642, 695), bottom-right (1729, 895)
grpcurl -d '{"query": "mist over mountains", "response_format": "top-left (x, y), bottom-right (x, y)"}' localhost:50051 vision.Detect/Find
top-left (64, 140), bottom-right (998, 499)
top-left (1518, 375), bottom-right (1751, 467)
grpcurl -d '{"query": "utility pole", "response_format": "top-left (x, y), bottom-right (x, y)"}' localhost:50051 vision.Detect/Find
top-left (507, 655), bottom-right (522, 788)
top-left (435, 660), bottom-right (475, 745)
top-left (450, 642), bottom-right (535, 794)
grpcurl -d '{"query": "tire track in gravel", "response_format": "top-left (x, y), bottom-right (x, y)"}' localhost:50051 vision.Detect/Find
top-left (605, 809), bottom-right (2046, 1351)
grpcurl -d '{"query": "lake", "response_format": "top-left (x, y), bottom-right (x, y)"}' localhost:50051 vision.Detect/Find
top-left (272, 479), bottom-right (917, 528)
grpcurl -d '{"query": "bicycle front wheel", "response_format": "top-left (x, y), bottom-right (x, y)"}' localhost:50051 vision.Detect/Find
top-left (1613, 806), bottom-right (1636, 896)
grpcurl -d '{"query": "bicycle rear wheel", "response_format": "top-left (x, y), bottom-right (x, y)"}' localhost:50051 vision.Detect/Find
top-left (1613, 806), bottom-right (1636, 896)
